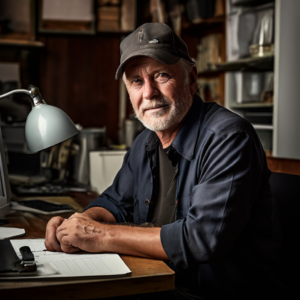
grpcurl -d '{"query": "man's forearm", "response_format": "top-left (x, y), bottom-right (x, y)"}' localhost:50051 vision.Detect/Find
top-left (56, 214), bottom-right (169, 260)
top-left (102, 224), bottom-right (169, 260)
top-left (84, 207), bottom-right (117, 223)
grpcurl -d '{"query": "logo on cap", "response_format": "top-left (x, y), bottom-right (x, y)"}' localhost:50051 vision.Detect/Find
top-left (148, 39), bottom-right (159, 44)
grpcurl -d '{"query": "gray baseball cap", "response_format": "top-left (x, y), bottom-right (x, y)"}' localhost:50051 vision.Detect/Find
top-left (115, 23), bottom-right (194, 80)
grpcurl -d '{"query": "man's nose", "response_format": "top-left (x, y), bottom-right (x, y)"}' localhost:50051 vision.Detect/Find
top-left (143, 79), bottom-right (159, 100)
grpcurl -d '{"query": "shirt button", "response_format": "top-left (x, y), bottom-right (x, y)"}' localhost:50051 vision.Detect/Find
top-left (145, 199), bottom-right (150, 205)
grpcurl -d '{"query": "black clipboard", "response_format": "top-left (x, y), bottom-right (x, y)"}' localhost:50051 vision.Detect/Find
top-left (0, 240), bottom-right (36, 273)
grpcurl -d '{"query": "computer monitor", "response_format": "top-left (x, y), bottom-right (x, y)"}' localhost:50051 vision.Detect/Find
top-left (0, 126), bottom-right (11, 217)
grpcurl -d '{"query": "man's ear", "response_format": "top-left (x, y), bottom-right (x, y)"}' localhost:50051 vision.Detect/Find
top-left (189, 65), bottom-right (198, 96)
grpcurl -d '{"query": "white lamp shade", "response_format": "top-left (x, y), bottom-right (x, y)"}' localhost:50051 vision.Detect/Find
top-left (25, 104), bottom-right (78, 153)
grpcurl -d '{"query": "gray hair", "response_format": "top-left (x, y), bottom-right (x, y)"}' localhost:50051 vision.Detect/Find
top-left (178, 58), bottom-right (195, 85)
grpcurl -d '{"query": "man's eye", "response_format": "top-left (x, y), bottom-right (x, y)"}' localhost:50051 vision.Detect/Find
top-left (155, 73), bottom-right (170, 83)
top-left (133, 78), bottom-right (141, 84)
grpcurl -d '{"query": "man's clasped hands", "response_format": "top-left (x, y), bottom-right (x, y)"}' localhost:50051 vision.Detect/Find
top-left (45, 212), bottom-right (106, 254)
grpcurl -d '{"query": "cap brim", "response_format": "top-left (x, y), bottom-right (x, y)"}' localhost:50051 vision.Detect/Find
top-left (115, 48), bottom-right (181, 80)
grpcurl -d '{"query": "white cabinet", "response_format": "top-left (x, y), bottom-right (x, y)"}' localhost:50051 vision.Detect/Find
top-left (89, 151), bottom-right (127, 194)
top-left (273, 0), bottom-right (300, 159)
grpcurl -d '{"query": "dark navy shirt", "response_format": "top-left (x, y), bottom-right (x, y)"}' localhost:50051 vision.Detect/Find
top-left (85, 95), bottom-right (289, 299)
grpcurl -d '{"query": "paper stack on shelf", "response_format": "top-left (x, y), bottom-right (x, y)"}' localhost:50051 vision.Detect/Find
top-left (121, 0), bottom-right (136, 31)
top-left (41, 0), bottom-right (94, 32)
top-left (98, 0), bottom-right (120, 4)
top-left (97, 3), bottom-right (120, 31)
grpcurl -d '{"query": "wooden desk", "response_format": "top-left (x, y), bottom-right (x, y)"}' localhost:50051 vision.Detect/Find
top-left (0, 197), bottom-right (175, 300)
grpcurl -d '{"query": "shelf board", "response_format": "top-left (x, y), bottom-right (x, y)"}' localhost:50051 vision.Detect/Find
top-left (189, 15), bottom-right (225, 25)
top-left (182, 15), bottom-right (225, 32)
top-left (230, 103), bottom-right (273, 108)
top-left (39, 28), bottom-right (95, 35)
top-left (245, 112), bottom-right (273, 116)
top-left (0, 39), bottom-right (44, 47)
top-left (197, 69), bottom-right (223, 77)
top-left (253, 124), bottom-right (273, 130)
top-left (96, 30), bottom-right (133, 34)
top-left (215, 55), bottom-right (274, 72)
top-left (0, 33), bottom-right (44, 47)
top-left (232, 0), bottom-right (274, 8)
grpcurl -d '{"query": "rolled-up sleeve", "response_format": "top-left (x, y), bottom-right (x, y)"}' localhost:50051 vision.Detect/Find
top-left (84, 149), bottom-right (135, 223)
top-left (161, 129), bottom-right (263, 269)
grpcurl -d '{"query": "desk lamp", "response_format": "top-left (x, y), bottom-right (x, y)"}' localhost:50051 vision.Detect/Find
top-left (0, 85), bottom-right (79, 217)
top-left (0, 85), bottom-right (78, 153)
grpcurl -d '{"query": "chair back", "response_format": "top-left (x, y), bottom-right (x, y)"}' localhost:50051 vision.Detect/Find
top-left (269, 172), bottom-right (300, 296)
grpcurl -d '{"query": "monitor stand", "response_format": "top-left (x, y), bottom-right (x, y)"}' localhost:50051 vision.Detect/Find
top-left (0, 203), bottom-right (10, 218)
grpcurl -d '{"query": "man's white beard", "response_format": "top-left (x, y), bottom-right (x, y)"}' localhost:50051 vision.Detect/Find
top-left (133, 93), bottom-right (193, 132)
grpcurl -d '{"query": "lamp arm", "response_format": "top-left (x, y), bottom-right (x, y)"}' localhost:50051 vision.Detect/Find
top-left (0, 89), bottom-right (31, 99)
top-left (0, 86), bottom-right (46, 107)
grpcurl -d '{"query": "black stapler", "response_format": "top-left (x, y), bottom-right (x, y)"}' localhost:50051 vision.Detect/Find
top-left (0, 240), bottom-right (36, 273)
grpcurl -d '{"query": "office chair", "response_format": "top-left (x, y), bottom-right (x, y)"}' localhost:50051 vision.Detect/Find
top-left (269, 172), bottom-right (300, 298)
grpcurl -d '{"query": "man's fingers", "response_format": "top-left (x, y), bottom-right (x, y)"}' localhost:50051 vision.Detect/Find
top-left (45, 216), bottom-right (65, 252)
top-left (56, 223), bottom-right (67, 234)
top-left (68, 212), bottom-right (89, 220)
top-left (45, 231), bottom-right (61, 252)
top-left (56, 227), bottom-right (67, 244)
top-left (61, 235), bottom-right (80, 253)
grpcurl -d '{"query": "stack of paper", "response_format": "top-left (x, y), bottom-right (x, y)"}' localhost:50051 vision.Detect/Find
top-left (0, 239), bottom-right (131, 279)
top-left (97, 6), bottom-right (120, 31)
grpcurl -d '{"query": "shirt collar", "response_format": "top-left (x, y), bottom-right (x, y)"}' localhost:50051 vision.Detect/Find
top-left (145, 94), bottom-right (204, 161)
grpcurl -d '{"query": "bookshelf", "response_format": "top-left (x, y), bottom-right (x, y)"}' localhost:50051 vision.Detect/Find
top-left (0, 0), bottom-right (38, 45)
top-left (215, 55), bottom-right (274, 72)
top-left (223, 2), bottom-right (274, 157)
top-left (181, 0), bottom-right (226, 107)
top-left (223, 0), bottom-right (300, 175)
top-left (180, 0), bottom-right (300, 174)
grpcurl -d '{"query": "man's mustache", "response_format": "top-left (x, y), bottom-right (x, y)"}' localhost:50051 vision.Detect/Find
top-left (140, 98), bottom-right (172, 112)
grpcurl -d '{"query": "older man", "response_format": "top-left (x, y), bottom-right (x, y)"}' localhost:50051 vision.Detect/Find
top-left (45, 23), bottom-right (289, 299)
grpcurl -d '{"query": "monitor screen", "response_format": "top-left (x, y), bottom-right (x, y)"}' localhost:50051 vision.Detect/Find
top-left (0, 126), bottom-right (11, 217)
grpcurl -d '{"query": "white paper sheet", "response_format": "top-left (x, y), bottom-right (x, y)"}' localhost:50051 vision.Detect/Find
top-left (0, 239), bottom-right (131, 279)
top-left (11, 238), bottom-right (46, 254)
top-left (0, 227), bottom-right (25, 240)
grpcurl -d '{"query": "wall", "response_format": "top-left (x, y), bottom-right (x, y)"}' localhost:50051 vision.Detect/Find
top-left (38, 34), bottom-right (121, 142)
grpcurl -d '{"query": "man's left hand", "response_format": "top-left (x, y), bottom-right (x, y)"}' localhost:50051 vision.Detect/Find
top-left (56, 213), bottom-right (106, 253)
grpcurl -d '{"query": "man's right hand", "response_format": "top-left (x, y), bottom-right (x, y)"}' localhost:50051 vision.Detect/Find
top-left (45, 207), bottom-right (117, 252)
top-left (45, 216), bottom-right (65, 251)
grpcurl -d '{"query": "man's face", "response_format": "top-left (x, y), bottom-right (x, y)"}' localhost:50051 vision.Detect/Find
top-left (123, 57), bottom-right (194, 132)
